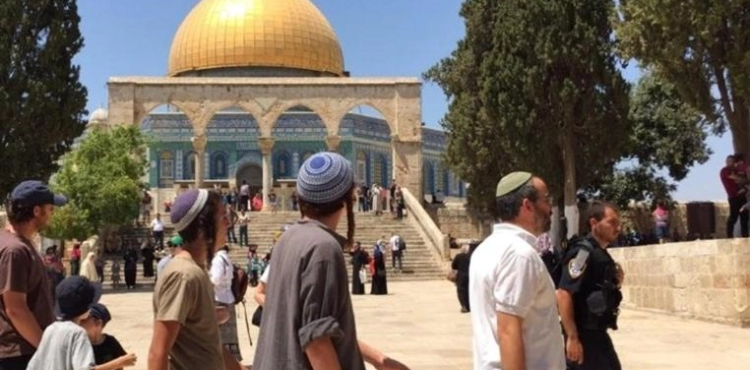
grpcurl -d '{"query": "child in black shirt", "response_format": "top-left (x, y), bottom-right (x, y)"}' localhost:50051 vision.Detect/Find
top-left (82, 303), bottom-right (137, 369)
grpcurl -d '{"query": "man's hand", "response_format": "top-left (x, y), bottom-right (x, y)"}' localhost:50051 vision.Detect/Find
top-left (565, 336), bottom-right (584, 365)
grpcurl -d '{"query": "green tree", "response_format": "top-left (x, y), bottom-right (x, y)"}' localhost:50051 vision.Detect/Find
top-left (0, 0), bottom-right (88, 197)
top-left (587, 73), bottom-right (711, 208)
top-left (616, 0), bottom-right (750, 154)
top-left (44, 126), bottom-right (148, 241)
top-left (426, 0), bottom-right (630, 231)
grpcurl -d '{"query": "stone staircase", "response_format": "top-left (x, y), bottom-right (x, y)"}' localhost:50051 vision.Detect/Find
top-left (231, 211), bottom-right (446, 281)
top-left (95, 210), bottom-right (445, 289)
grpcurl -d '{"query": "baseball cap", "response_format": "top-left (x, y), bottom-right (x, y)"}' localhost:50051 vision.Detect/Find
top-left (54, 276), bottom-right (95, 320)
top-left (10, 180), bottom-right (67, 207)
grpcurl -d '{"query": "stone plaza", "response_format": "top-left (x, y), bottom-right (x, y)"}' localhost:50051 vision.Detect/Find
top-left (101, 280), bottom-right (750, 370)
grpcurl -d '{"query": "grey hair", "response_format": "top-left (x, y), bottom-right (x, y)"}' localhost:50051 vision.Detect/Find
top-left (495, 180), bottom-right (539, 221)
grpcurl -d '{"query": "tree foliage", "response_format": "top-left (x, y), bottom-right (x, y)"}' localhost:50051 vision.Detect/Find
top-left (0, 0), bottom-right (88, 197)
top-left (44, 126), bottom-right (148, 241)
top-left (616, 0), bottom-right (750, 154)
top-left (425, 0), bottom-right (629, 216)
top-left (586, 73), bottom-right (711, 208)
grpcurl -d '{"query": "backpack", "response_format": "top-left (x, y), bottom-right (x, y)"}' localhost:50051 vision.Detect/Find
top-left (397, 237), bottom-right (406, 251)
top-left (223, 257), bottom-right (249, 305)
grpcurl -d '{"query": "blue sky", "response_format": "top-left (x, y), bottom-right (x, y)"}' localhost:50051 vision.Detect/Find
top-left (75, 0), bottom-right (730, 201)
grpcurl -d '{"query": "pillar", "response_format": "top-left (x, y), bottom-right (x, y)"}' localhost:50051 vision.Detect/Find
top-left (326, 135), bottom-right (342, 152)
top-left (258, 137), bottom-right (275, 211)
top-left (391, 138), bottom-right (423, 202)
top-left (192, 135), bottom-right (207, 188)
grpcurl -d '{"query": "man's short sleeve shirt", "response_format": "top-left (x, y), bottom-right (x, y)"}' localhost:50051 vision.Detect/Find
top-left (468, 223), bottom-right (564, 370)
top-left (0, 230), bottom-right (55, 358)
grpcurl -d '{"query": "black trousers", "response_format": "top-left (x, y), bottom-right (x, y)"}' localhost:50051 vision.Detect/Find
top-left (456, 276), bottom-right (470, 310)
top-left (0, 355), bottom-right (32, 370)
top-left (727, 195), bottom-right (749, 238)
top-left (566, 330), bottom-right (621, 370)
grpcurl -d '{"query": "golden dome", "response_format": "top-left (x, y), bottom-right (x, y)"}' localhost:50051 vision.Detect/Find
top-left (168, 0), bottom-right (345, 77)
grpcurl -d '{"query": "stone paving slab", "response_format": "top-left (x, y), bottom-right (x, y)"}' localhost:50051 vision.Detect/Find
top-left (99, 281), bottom-right (750, 370)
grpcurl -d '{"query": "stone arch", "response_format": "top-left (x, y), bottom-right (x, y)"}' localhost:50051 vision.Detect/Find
top-left (271, 104), bottom-right (327, 143)
top-left (274, 150), bottom-right (292, 178)
top-left (261, 100), bottom-right (333, 137)
top-left (135, 101), bottom-right (197, 127)
top-left (202, 101), bottom-right (263, 127)
top-left (211, 151), bottom-right (228, 179)
top-left (335, 101), bottom-right (394, 135)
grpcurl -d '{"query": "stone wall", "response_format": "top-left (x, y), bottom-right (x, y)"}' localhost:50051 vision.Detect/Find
top-left (424, 204), bottom-right (492, 241)
top-left (427, 201), bottom-right (732, 240)
top-left (609, 239), bottom-right (750, 327)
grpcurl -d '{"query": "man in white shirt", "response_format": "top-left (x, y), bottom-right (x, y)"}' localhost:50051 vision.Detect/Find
top-left (150, 213), bottom-right (165, 249)
top-left (209, 245), bottom-right (242, 361)
top-left (389, 232), bottom-right (403, 272)
top-left (469, 171), bottom-right (565, 370)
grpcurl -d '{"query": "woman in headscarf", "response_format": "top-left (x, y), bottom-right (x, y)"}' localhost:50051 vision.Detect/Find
top-left (370, 242), bottom-right (388, 295)
top-left (349, 241), bottom-right (369, 295)
top-left (80, 252), bottom-right (103, 302)
top-left (123, 245), bottom-right (139, 290)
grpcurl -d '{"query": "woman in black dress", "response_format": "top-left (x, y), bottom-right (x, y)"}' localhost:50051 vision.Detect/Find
top-left (370, 244), bottom-right (388, 295)
top-left (349, 242), bottom-right (370, 295)
top-left (123, 247), bottom-right (138, 290)
top-left (141, 241), bottom-right (155, 278)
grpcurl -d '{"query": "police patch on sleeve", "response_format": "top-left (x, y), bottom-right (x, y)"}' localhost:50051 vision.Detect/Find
top-left (568, 249), bottom-right (590, 279)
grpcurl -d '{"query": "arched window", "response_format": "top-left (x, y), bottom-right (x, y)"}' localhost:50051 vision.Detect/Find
top-left (184, 152), bottom-right (197, 180)
top-left (423, 162), bottom-right (435, 195)
top-left (356, 151), bottom-right (368, 183)
top-left (160, 151), bottom-right (174, 179)
top-left (379, 155), bottom-right (388, 187)
top-left (276, 151), bottom-right (291, 177)
top-left (212, 152), bottom-right (227, 179)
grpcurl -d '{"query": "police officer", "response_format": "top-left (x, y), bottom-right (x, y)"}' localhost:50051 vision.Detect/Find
top-left (556, 201), bottom-right (625, 370)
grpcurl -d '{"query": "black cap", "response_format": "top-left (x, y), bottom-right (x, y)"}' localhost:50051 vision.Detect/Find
top-left (54, 276), bottom-right (95, 320)
top-left (89, 303), bottom-right (111, 325)
top-left (10, 180), bottom-right (67, 208)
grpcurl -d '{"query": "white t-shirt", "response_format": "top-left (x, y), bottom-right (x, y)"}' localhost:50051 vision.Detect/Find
top-left (260, 265), bottom-right (270, 284)
top-left (151, 218), bottom-right (164, 232)
top-left (27, 321), bottom-right (95, 370)
top-left (209, 250), bottom-right (235, 305)
top-left (390, 235), bottom-right (400, 251)
top-left (468, 223), bottom-right (565, 370)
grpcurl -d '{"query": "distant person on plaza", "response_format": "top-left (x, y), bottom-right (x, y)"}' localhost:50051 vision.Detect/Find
top-left (350, 241), bottom-right (370, 295)
top-left (122, 246), bottom-right (138, 290)
top-left (252, 193), bottom-right (264, 211)
top-left (652, 201), bottom-right (670, 243)
top-left (110, 261), bottom-right (121, 290)
top-left (94, 253), bottom-right (105, 284)
top-left (210, 245), bottom-right (243, 362)
top-left (80, 252), bottom-right (103, 303)
top-left (237, 208), bottom-right (250, 247)
top-left (148, 189), bottom-right (244, 370)
top-left (150, 213), bottom-right (165, 250)
top-left (226, 204), bottom-right (239, 244)
top-left (469, 172), bottom-right (564, 370)
top-left (253, 152), bottom-right (410, 370)
top-left (26, 276), bottom-right (96, 370)
top-left (0, 180), bottom-right (66, 369)
top-left (81, 303), bottom-right (137, 369)
top-left (239, 180), bottom-right (250, 212)
top-left (370, 240), bottom-right (389, 295)
top-left (721, 154), bottom-right (749, 237)
top-left (451, 244), bottom-right (471, 313)
top-left (43, 245), bottom-right (66, 299)
top-left (70, 242), bottom-right (82, 276)
top-left (556, 201), bottom-right (625, 370)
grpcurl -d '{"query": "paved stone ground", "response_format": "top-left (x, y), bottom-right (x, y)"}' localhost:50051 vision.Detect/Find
top-left (100, 280), bottom-right (750, 370)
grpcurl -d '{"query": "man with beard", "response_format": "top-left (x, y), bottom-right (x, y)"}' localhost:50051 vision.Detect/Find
top-left (469, 172), bottom-right (564, 370)
top-left (147, 189), bottom-right (245, 370)
top-left (0, 180), bottom-right (67, 369)
top-left (556, 201), bottom-right (624, 370)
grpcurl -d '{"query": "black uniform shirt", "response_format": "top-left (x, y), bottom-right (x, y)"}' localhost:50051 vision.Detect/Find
top-left (558, 235), bottom-right (618, 328)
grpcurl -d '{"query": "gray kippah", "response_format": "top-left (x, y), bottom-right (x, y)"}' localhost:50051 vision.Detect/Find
top-left (496, 171), bottom-right (533, 197)
top-left (296, 152), bottom-right (354, 204)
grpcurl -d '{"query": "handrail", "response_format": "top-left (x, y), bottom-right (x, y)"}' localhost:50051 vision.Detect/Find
top-left (401, 188), bottom-right (450, 261)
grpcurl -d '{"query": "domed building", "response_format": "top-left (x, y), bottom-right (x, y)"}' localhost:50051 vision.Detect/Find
top-left (103, 0), bottom-right (463, 208)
